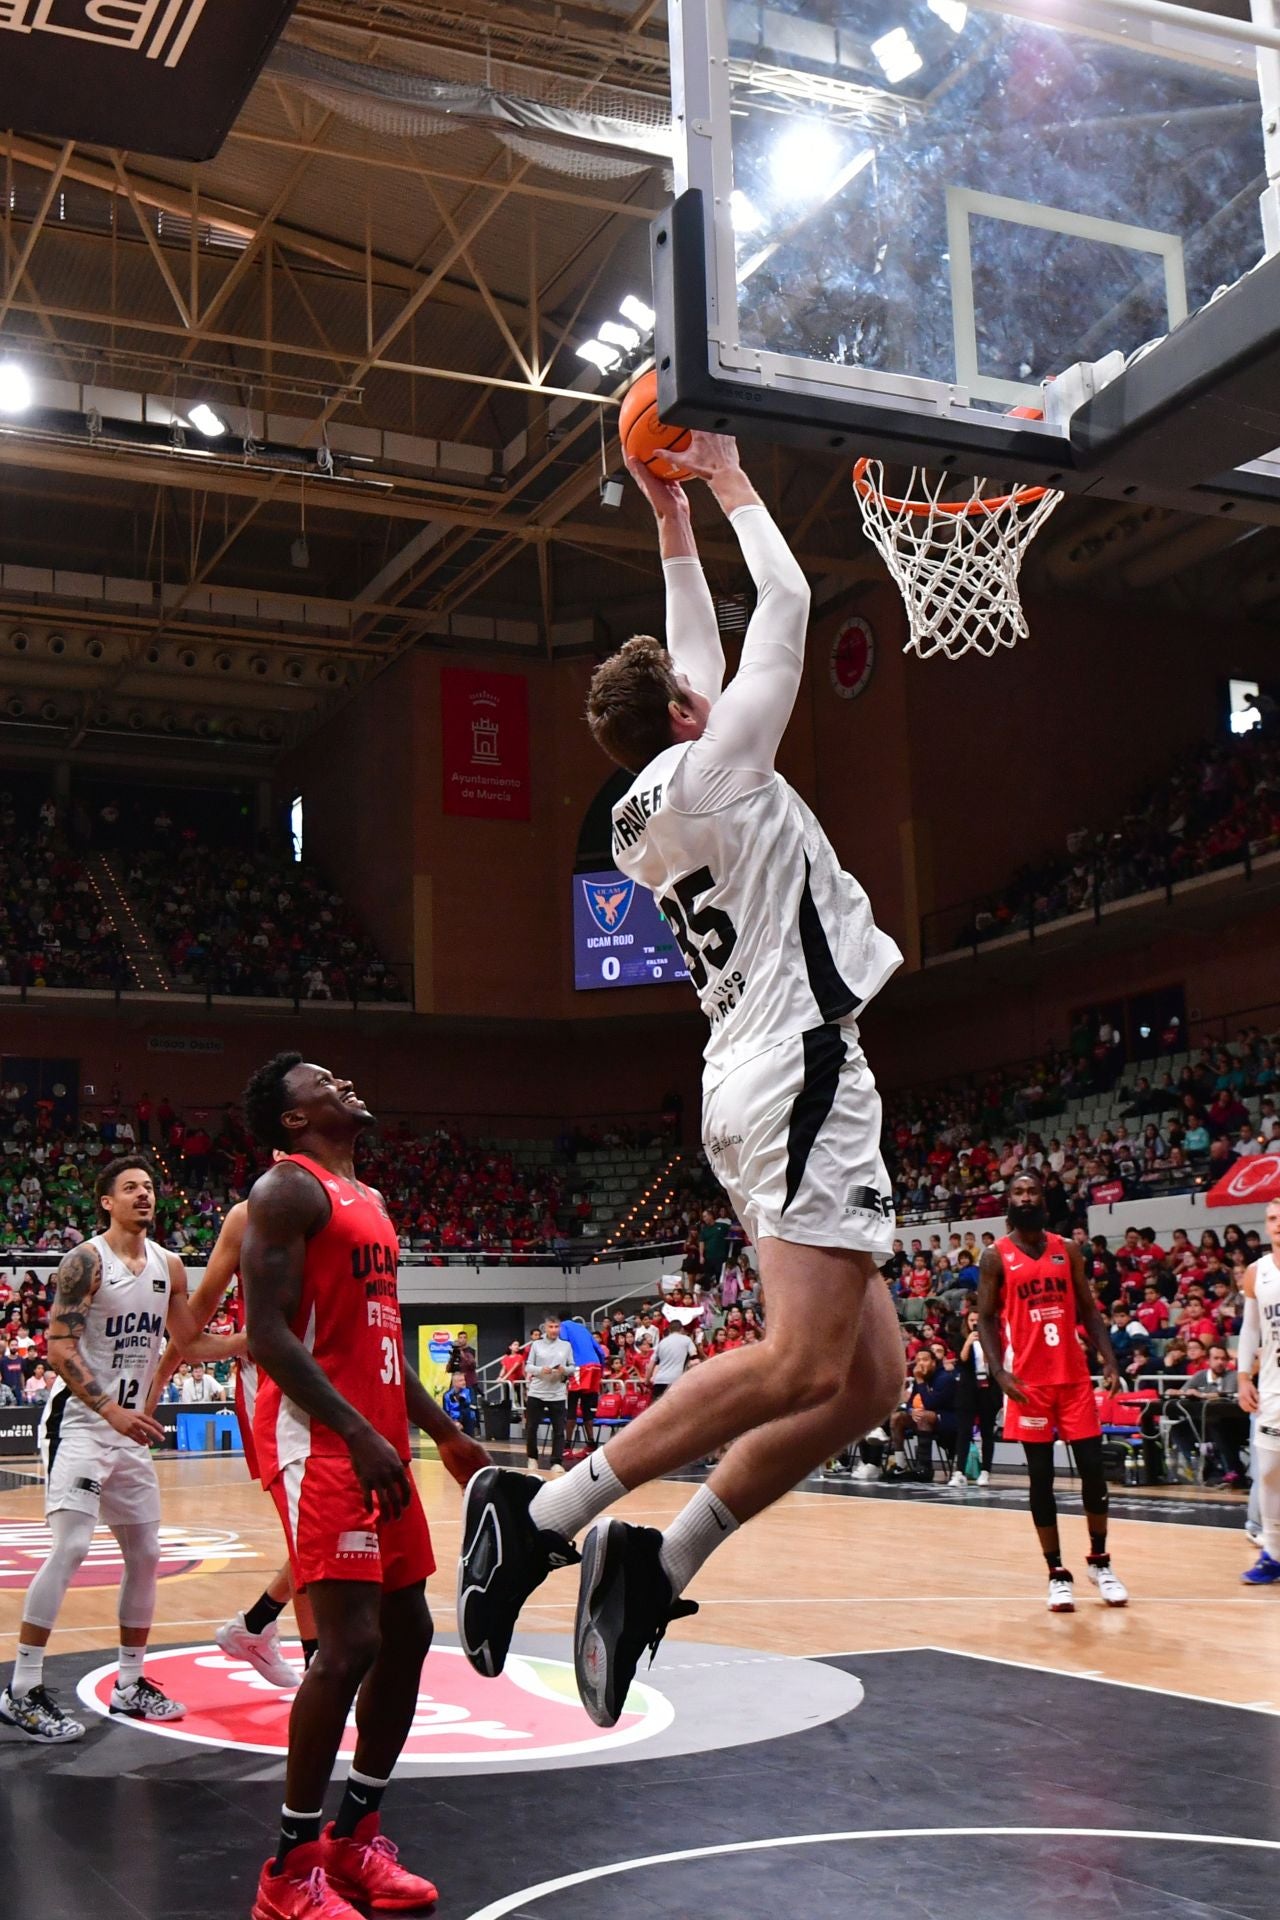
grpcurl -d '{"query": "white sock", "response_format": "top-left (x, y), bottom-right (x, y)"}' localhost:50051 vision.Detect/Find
top-left (893, 1451), bottom-right (907, 1469)
top-left (658, 1486), bottom-right (739, 1597)
top-left (528, 1449), bottom-right (625, 1540)
top-left (117, 1644), bottom-right (145, 1689)
top-left (11, 1643), bottom-right (44, 1698)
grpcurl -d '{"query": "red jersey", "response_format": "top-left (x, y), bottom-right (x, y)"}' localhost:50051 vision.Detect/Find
top-left (996, 1231), bottom-right (1091, 1388)
top-left (254, 1153), bottom-right (410, 1485)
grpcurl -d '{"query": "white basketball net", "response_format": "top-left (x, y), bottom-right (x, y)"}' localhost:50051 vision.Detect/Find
top-left (854, 460), bottom-right (1064, 660)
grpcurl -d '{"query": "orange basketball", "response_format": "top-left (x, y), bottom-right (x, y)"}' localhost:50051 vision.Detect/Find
top-left (618, 368), bottom-right (693, 482)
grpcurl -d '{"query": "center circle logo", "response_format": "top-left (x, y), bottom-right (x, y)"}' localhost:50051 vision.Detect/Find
top-left (76, 1642), bottom-right (673, 1766)
top-left (0, 1519), bottom-right (252, 1591)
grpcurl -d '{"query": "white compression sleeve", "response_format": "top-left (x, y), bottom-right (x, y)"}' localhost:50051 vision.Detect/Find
top-left (1238, 1293), bottom-right (1262, 1377)
top-left (22, 1508), bottom-right (96, 1630)
top-left (674, 503), bottom-right (810, 809)
top-left (663, 556), bottom-right (724, 702)
top-left (112, 1521), bottom-right (161, 1630)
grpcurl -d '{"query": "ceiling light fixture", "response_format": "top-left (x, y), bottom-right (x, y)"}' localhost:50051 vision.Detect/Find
top-left (768, 120), bottom-right (844, 203)
top-left (0, 359), bottom-right (33, 414)
top-left (186, 401), bottom-right (228, 438)
top-left (619, 294), bottom-right (656, 332)
top-left (576, 338), bottom-right (623, 373)
top-left (872, 27), bottom-right (924, 84)
top-left (928, 0), bottom-right (968, 31)
top-left (730, 189), bottom-right (763, 234)
top-left (598, 320), bottom-right (641, 352)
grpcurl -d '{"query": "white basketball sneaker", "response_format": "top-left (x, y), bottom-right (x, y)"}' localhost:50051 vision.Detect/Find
top-left (1047, 1569), bottom-right (1076, 1612)
top-left (109, 1676), bottom-right (185, 1720)
top-left (977, 1470), bottom-right (991, 1486)
top-left (948, 1470), bottom-right (968, 1488)
top-left (1087, 1559), bottom-right (1129, 1607)
top-left (216, 1611), bottom-right (299, 1687)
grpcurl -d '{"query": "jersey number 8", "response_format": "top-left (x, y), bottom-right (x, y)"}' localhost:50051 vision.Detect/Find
top-left (659, 866), bottom-right (738, 992)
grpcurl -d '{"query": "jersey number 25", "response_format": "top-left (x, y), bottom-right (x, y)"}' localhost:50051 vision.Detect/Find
top-left (660, 866), bottom-right (738, 991)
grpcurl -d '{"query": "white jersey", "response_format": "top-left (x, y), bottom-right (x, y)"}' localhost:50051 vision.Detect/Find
top-left (42, 1232), bottom-right (172, 1445)
top-left (612, 742), bottom-right (902, 1084)
top-left (1256, 1253), bottom-right (1280, 1438)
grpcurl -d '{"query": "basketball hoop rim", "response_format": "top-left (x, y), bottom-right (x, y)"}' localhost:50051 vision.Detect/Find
top-left (851, 406), bottom-right (1054, 516)
top-left (851, 457), bottom-right (1054, 517)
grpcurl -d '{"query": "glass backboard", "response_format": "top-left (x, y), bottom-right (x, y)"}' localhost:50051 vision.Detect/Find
top-left (661, 0), bottom-right (1280, 515)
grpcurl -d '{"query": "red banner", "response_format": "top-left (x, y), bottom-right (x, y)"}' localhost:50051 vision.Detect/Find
top-left (441, 667), bottom-right (530, 821)
top-left (1205, 1154), bottom-right (1280, 1208)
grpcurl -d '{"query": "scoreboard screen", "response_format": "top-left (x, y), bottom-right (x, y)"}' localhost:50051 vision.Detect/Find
top-left (572, 870), bottom-right (690, 992)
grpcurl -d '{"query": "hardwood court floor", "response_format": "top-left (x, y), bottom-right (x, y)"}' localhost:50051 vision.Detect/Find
top-left (2, 1450), bottom-right (1275, 1713)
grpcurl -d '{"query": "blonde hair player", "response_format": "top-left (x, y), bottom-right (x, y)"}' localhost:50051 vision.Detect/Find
top-left (0, 1156), bottom-right (245, 1742)
top-left (1237, 1198), bottom-right (1280, 1585)
top-left (457, 430), bottom-right (905, 1727)
top-left (146, 1169), bottom-right (318, 1683)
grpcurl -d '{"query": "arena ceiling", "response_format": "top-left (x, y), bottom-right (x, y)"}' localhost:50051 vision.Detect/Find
top-left (0, 0), bottom-right (1274, 767)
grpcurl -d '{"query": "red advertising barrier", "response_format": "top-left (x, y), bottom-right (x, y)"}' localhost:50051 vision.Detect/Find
top-left (441, 667), bottom-right (530, 821)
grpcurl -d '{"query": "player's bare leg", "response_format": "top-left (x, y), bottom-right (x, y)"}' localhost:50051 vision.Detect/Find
top-left (703, 1273), bottom-right (901, 1518)
top-left (319, 1582), bottom-right (438, 1911)
top-left (458, 1246), bottom-right (902, 1707)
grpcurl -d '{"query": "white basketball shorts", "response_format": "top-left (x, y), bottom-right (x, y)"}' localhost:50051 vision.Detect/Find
top-left (41, 1405), bottom-right (161, 1526)
top-left (702, 1023), bottom-right (895, 1256)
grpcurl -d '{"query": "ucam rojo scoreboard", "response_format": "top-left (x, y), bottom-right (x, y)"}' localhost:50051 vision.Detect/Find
top-left (573, 870), bottom-right (690, 992)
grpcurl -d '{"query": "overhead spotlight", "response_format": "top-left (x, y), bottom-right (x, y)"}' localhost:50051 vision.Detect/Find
top-left (730, 189), bottom-right (762, 235)
top-left (290, 535), bottom-right (310, 569)
top-left (186, 401), bottom-right (228, 438)
top-left (928, 0), bottom-right (968, 29)
top-left (39, 701), bottom-right (59, 722)
top-left (47, 632), bottom-right (66, 655)
top-left (178, 648), bottom-right (198, 668)
top-left (0, 359), bottom-right (32, 413)
top-left (284, 658), bottom-right (305, 682)
top-left (85, 636), bottom-right (104, 659)
top-left (5, 696), bottom-right (25, 718)
top-left (214, 651), bottom-right (233, 672)
top-left (9, 629), bottom-right (30, 651)
top-left (768, 120), bottom-right (843, 202)
top-left (249, 655), bottom-right (269, 676)
top-left (598, 320), bottom-right (640, 352)
top-left (575, 338), bottom-right (622, 374)
top-left (618, 294), bottom-right (656, 333)
top-left (599, 474), bottom-right (625, 510)
top-left (871, 27), bottom-right (924, 83)
top-left (127, 710), bottom-right (146, 731)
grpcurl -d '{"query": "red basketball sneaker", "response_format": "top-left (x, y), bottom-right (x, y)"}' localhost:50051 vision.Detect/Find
top-left (251, 1845), bottom-right (363, 1920)
top-left (321, 1815), bottom-right (439, 1913)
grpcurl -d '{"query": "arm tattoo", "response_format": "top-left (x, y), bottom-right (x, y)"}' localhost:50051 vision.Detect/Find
top-left (48, 1244), bottom-right (110, 1413)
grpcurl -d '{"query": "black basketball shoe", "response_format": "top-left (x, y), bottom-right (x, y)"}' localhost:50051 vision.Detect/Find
top-left (574, 1518), bottom-right (698, 1728)
top-left (456, 1467), bottom-right (579, 1677)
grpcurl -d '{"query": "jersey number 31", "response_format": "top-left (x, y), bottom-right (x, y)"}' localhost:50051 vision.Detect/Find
top-left (660, 866), bottom-right (738, 992)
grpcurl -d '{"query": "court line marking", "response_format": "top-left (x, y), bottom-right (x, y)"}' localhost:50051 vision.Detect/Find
top-left (461, 1825), bottom-right (1280, 1920)
top-left (786, 1482), bottom-right (1257, 1532)
top-left (812, 1645), bottom-right (1280, 1718)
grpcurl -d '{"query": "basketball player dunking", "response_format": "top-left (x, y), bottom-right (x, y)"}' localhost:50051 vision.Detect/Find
top-left (241, 1052), bottom-right (488, 1920)
top-left (1237, 1197), bottom-right (1280, 1585)
top-left (458, 433), bottom-right (906, 1726)
top-left (0, 1156), bottom-right (243, 1742)
top-left (977, 1171), bottom-right (1129, 1612)
top-left (147, 1188), bottom-right (318, 1684)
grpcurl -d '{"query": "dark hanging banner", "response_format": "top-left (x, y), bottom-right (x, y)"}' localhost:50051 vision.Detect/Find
top-left (0, 1), bottom-right (301, 161)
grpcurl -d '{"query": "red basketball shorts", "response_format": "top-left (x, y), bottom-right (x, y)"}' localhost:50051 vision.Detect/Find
top-left (1003, 1376), bottom-right (1101, 1446)
top-left (268, 1450), bottom-right (436, 1590)
top-left (235, 1361), bottom-right (260, 1483)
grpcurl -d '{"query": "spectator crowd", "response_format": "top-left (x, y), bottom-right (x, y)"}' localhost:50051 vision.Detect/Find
top-left (955, 724), bottom-right (1280, 947)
